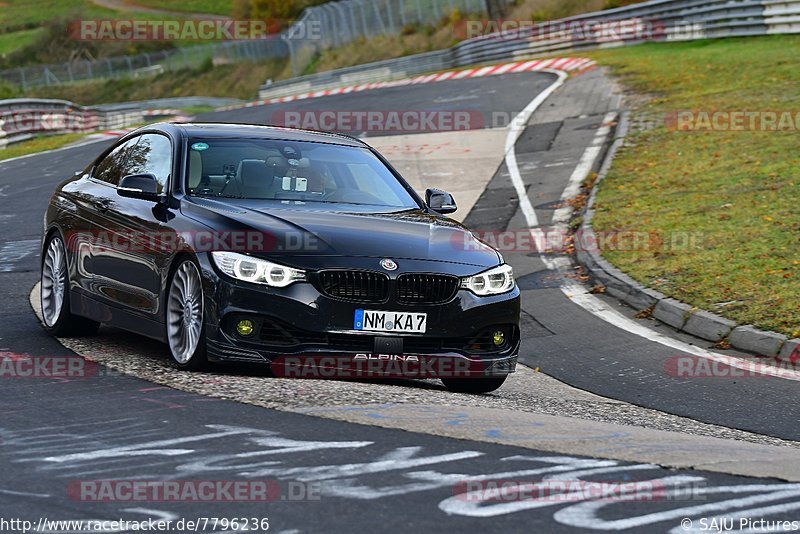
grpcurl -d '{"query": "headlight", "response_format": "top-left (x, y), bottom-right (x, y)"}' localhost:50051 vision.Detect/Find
top-left (211, 251), bottom-right (306, 288)
top-left (460, 264), bottom-right (515, 296)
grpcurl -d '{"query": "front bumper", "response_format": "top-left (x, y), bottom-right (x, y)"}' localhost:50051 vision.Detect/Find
top-left (198, 255), bottom-right (521, 379)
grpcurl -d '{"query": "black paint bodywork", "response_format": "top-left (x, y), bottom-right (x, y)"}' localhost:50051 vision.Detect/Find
top-left (43, 123), bottom-right (520, 376)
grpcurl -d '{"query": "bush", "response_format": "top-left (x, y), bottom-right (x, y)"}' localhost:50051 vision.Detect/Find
top-left (0, 81), bottom-right (19, 99)
top-left (0, 15), bottom-right (175, 69)
top-left (603, 0), bottom-right (646, 8)
top-left (195, 56), bottom-right (214, 74)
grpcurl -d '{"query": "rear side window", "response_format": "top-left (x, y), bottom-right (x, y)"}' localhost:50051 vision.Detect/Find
top-left (125, 134), bottom-right (172, 193)
top-left (93, 138), bottom-right (139, 186)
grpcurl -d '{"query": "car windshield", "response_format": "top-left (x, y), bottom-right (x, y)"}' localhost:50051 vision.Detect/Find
top-left (185, 137), bottom-right (419, 209)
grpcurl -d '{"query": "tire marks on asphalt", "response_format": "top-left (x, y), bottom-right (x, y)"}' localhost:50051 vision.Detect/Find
top-left (0, 239), bottom-right (39, 272)
top-left (5, 416), bottom-right (800, 531)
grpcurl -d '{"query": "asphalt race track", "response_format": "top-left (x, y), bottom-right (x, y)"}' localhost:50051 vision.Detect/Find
top-left (209, 71), bottom-right (800, 441)
top-left (2, 71), bottom-right (800, 532)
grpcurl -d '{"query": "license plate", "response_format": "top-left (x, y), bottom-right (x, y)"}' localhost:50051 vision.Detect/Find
top-left (354, 309), bottom-right (427, 334)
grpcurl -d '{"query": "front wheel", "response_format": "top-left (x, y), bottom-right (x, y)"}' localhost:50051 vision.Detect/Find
top-left (441, 375), bottom-right (508, 394)
top-left (166, 258), bottom-right (208, 371)
top-left (40, 234), bottom-right (100, 337)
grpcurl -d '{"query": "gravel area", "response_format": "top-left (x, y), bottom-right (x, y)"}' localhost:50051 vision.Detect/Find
top-left (31, 284), bottom-right (800, 451)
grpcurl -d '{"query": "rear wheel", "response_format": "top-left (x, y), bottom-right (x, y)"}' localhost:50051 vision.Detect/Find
top-left (166, 258), bottom-right (208, 370)
top-left (441, 375), bottom-right (508, 394)
top-left (41, 234), bottom-right (100, 337)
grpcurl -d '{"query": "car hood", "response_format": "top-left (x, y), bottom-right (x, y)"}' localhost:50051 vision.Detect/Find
top-left (182, 198), bottom-right (500, 268)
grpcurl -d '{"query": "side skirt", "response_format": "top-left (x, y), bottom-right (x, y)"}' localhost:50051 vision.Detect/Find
top-left (71, 290), bottom-right (167, 343)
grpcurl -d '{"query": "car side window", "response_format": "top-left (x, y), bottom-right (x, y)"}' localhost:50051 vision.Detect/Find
top-left (126, 134), bottom-right (172, 193)
top-left (93, 137), bottom-right (139, 186)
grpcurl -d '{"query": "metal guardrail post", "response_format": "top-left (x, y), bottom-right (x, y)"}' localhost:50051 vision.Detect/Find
top-left (371, 1), bottom-right (386, 34)
top-left (358, 1), bottom-right (369, 36)
top-left (284, 35), bottom-right (298, 78)
top-left (319, 4), bottom-right (335, 47)
top-left (386, 0), bottom-right (396, 33)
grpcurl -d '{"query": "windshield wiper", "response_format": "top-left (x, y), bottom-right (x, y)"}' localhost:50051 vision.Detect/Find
top-left (193, 194), bottom-right (244, 199)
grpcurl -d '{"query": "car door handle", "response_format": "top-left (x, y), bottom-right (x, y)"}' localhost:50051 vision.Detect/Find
top-left (97, 200), bottom-right (112, 213)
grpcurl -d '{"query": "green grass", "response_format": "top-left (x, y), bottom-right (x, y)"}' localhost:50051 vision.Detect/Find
top-left (0, 132), bottom-right (87, 161)
top-left (0, 0), bottom-right (118, 32)
top-left (27, 58), bottom-right (289, 103)
top-left (18, 9), bottom-right (471, 104)
top-left (131, 0), bottom-right (233, 16)
top-left (589, 35), bottom-right (800, 337)
top-left (0, 0), bottom-right (225, 59)
top-left (0, 28), bottom-right (41, 55)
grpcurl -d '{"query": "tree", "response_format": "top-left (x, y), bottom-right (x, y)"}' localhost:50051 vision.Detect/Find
top-left (232, 0), bottom-right (251, 19)
top-left (249, 0), bottom-right (295, 21)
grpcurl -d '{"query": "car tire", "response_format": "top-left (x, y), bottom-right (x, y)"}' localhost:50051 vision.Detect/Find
top-left (40, 233), bottom-right (100, 337)
top-left (166, 257), bottom-right (209, 371)
top-left (441, 375), bottom-right (508, 394)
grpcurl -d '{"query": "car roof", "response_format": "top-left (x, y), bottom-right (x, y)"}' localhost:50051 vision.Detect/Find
top-left (148, 122), bottom-right (368, 148)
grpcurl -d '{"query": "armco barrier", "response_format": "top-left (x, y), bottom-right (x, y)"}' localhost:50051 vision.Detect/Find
top-left (259, 0), bottom-right (800, 99)
top-left (0, 98), bottom-right (143, 149)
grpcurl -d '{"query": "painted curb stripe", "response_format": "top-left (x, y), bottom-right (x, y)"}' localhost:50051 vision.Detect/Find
top-left (218, 58), bottom-right (596, 112)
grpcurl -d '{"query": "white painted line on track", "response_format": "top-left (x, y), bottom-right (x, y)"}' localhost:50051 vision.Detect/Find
top-left (503, 69), bottom-right (568, 228)
top-left (505, 71), bottom-right (800, 382)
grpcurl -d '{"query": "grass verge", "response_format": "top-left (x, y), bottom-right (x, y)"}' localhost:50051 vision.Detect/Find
top-left (0, 132), bottom-right (88, 162)
top-left (15, 15), bottom-right (463, 104)
top-left (26, 59), bottom-right (289, 103)
top-left (588, 35), bottom-right (800, 337)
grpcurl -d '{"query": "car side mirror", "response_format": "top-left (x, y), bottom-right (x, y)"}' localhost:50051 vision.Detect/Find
top-left (118, 173), bottom-right (161, 202)
top-left (425, 188), bottom-right (457, 214)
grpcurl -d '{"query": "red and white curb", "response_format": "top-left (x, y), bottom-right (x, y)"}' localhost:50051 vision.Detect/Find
top-left (81, 128), bottom-right (136, 141)
top-left (142, 109), bottom-right (183, 117)
top-left (217, 57), bottom-right (596, 112)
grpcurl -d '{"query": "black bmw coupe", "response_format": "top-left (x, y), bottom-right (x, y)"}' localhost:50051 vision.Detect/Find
top-left (41, 123), bottom-right (520, 393)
